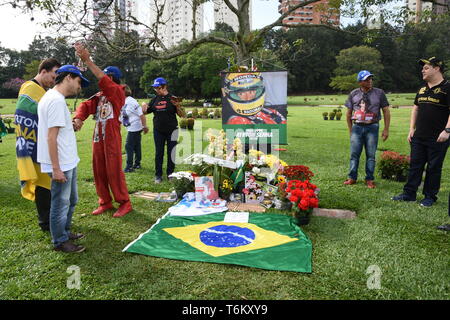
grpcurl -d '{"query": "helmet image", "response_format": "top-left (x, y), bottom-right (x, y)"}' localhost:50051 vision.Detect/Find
top-left (224, 73), bottom-right (265, 116)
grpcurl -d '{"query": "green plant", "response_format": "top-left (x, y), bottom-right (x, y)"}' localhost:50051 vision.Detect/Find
top-left (335, 111), bottom-right (342, 120)
top-left (179, 118), bottom-right (188, 129)
top-left (378, 151), bottom-right (410, 181)
top-left (322, 112), bottom-right (328, 117)
top-left (329, 112), bottom-right (336, 120)
top-left (192, 108), bottom-right (199, 118)
top-left (187, 118), bottom-right (195, 130)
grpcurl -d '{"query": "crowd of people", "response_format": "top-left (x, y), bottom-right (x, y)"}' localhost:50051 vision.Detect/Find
top-left (12, 48), bottom-right (450, 253)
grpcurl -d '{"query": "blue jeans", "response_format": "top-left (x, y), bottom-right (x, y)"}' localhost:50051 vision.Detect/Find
top-left (49, 167), bottom-right (78, 247)
top-left (348, 123), bottom-right (379, 181)
top-left (125, 130), bottom-right (142, 168)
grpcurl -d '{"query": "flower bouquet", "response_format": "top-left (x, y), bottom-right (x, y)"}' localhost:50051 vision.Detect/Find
top-left (168, 171), bottom-right (196, 198)
top-left (286, 180), bottom-right (319, 225)
top-left (284, 165), bottom-right (314, 181)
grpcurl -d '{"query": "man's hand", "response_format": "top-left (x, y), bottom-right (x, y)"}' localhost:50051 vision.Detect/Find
top-left (437, 130), bottom-right (450, 143)
top-left (52, 168), bottom-right (67, 183)
top-left (74, 42), bottom-right (91, 63)
top-left (382, 128), bottom-right (389, 141)
top-left (143, 126), bottom-right (149, 134)
top-left (407, 129), bottom-right (415, 143)
top-left (72, 118), bottom-right (84, 131)
top-left (141, 102), bottom-right (148, 113)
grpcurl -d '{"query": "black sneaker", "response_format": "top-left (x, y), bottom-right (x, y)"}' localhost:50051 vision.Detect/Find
top-left (436, 224), bottom-right (450, 231)
top-left (391, 194), bottom-right (416, 201)
top-left (68, 232), bottom-right (85, 240)
top-left (54, 241), bottom-right (85, 253)
top-left (420, 198), bottom-right (435, 207)
top-left (124, 167), bottom-right (134, 173)
top-left (133, 164), bottom-right (141, 169)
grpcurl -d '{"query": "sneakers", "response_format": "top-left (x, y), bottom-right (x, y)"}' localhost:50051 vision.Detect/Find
top-left (113, 201), bottom-right (133, 218)
top-left (54, 241), bottom-right (85, 253)
top-left (365, 180), bottom-right (376, 189)
top-left (343, 178), bottom-right (356, 185)
top-left (391, 193), bottom-right (416, 202)
top-left (154, 177), bottom-right (162, 184)
top-left (124, 167), bottom-right (134, 173)
top-left (92, 203), bottom-right (114, 215)
top-left (68, 232), bottom-right (85, 240)
top-left (133, 164), bottom-right (141, 170)
top-left (420, 198), bottom-right (435, 207)
top-left (436, 224), bottom-right (450, 231)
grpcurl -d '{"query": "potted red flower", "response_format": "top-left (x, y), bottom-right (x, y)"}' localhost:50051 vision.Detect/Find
top-left (284, 165), bottom-right (314, 181)
top-left (286, 180), bottom-right (319, 225)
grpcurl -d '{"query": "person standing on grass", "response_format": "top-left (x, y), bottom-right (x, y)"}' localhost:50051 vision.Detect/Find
top-left (141, 77), bottom-right (185, 184)
top-left (121, 85), bottom-right (149, 173)
top-left (392, 57), bottom-right (450, 207)
top-left (343, 70), bottom-right (390, 189)
top-left (14, 58), bottom-right (61, 232)
top-left (37, 65), bottom-right (90, 253)
top-left (72, 43), bottom-right (133, 218)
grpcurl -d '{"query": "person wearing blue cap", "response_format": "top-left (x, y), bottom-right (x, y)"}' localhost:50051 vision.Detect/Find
top-left (142, 77), bottom-right (185, 183)
top-left (37, 65), bottom-right (89, 253)
top-left (72, 43), bottom-right (133, 218)
top-left (343, 70), bottom-right (390, 189)
top-left (392, 57), bottom-right (449, 208)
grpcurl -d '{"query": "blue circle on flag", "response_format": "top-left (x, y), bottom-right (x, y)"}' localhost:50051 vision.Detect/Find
top-left (200, 225), bottom-right (255, 248)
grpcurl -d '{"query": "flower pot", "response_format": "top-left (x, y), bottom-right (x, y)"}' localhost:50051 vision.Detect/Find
top-left (294, 215), bottom-right (310, 226)
top-left (323, 117), bottom-right (328, 120)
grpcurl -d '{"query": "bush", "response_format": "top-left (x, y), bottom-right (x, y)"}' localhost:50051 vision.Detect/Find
top-left (192, 108), bottom-right (199, 118)
top-left (179, 118), bottom-right (188, 129)
top-left (214, 109), bottom-right (221, 118)
top-left (378, 151), bottom-right (410, 181)
top-left (329, 112), bottom-right (336, 119)
top-left (187, 118), bottom-right (195, 130)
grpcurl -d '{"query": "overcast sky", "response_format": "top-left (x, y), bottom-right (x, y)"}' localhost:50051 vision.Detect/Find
top-left (0, 0), bottom-right (356, 51)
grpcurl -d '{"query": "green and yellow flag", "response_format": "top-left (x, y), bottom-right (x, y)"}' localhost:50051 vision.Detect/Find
top-left (124, 212), bottom-right (312, 273)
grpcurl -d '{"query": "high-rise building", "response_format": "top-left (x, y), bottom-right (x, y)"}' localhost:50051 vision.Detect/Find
top-left (214, 0), bottom-right (252, 32)
top-left (405, 0), bottom-right (449, 23)
top-left (277, 0), bottom-right (340, 27)
top-left (149, 0), bottom-right (204, 49)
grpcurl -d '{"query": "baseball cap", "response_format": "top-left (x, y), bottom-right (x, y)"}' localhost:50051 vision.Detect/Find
top-left (419, 57), bottom-right (445, 70)
top-left (103, 66), bottom-right (122, 79)
top-left (151, 77), bottom-right (167, 87)
top-left (56, 65), bottom-right (90, 87)
top-left (357, 70), bottom-right (374, 82)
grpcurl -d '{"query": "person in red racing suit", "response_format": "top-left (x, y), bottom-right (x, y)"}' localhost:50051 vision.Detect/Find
top-left (72, 44), bottom-right (132, 218)
top-left (227, 107), bottom-right (287, 124)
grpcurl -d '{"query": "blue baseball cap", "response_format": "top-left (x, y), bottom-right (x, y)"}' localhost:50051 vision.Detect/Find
top-left (357, 70), bottom-right (374, 82)
top-left (151, 77), bottom-right (167, 87)
top-left (103, 66), bottom-right (122, 79)
top-left (56, 65), bottom-right (90, 87)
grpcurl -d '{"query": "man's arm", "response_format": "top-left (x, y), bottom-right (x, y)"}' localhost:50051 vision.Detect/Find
top-left (47, 127), bottom-right (67, 183)
top-left (140, 114), bottom-right (149, 134)
top-left (75, 44), bottom-right (105, 81)
top-left (381, 106), bottom-right (390, 141)
top-left (346, 108), bottom-right (353, 136)
top-left (436, 114), bottom-right (450, 142)
top-left (408, 105), bottom-right (419, 143)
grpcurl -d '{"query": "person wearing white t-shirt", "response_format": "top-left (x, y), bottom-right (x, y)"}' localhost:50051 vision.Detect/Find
top-left (37, 65), bottom-right (90, 253)
top-left (120, 85), bottom-right (148, 172)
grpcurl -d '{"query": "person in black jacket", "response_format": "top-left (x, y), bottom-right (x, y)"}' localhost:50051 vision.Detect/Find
top-left (142, 77), bottom-right (185, 183)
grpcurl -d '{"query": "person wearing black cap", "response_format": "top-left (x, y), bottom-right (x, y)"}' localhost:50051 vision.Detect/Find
top-left (72, 43), bottom-right (133, 218)
top-left (37, 65), bottom-right (90, 253)
top-left (392, 57), bottom-right (450, 208)
top-left (142, 77), bottom-right (185, 183)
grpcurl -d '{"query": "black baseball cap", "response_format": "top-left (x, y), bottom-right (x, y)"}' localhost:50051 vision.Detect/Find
top-left (419, 57), bottom-right (445, 71)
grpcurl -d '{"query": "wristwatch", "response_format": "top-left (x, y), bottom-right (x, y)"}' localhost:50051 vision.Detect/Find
top-left (445, 128), bottom-right (450, 133)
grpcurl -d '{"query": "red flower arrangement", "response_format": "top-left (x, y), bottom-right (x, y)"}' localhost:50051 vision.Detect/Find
top-left (285, 180), bottom-right (319, 215)
top-left (378, 151), bottom-right (410, 181)
top-left (284, 165), bottom-right (314, 181)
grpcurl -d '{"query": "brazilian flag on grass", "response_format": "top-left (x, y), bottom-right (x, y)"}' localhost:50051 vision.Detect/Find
top-left (123, 212), bottom-right (312, 273)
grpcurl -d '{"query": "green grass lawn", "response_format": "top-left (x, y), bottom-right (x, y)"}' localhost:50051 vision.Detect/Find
top-left (0, 106), bottom-right (448, 300)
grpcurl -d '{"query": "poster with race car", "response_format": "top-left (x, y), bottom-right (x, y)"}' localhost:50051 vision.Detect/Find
top-left (221, 71), bottom-right (287, 145)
